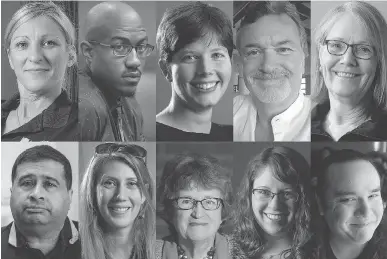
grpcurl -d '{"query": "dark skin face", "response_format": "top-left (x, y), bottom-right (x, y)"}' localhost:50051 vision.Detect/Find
top-left (81, 2), bottom-right (148, 97)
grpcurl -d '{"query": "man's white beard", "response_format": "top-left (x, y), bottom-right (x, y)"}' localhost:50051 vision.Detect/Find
top-left (247, 78), bottom-right (291, 103)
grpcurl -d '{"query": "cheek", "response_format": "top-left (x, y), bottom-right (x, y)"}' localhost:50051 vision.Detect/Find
top-left (216, 61), bottom-right (232, 83)
top-left (174, 210), bottom-right (190, 231)
top-left (96, 187), bottom-right (113, 208)
top-left (327, 204), bottom-right (351, 227)
top-left (173, 64), bottom-right (195, 84)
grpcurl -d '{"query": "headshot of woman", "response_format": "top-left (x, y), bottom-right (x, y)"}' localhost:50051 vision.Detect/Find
top-left (311, 1), bottom-right (387, 141)
top-left (156, 1), bottom-right (233, 141)
top-left (79, 143), bottom-right (155, 259)
top-left (156, 153), bottom-right (234, 259)
top-left (2, 1), bottom-right (78, 141)
top-left (232, 146), bottom-right (313, 259)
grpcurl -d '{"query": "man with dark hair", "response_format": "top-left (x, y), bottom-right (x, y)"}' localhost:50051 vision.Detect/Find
top-left (1, 145), bottom-right (81, 259)
top-left (79, 1), bottom-right (154, 141)
top-left (314, 149), bottom-right (387, 259)
top-left (234, 1), bottom-right (311, 141)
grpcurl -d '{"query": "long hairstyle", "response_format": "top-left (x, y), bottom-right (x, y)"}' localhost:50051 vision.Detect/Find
top-left (80, 152), bottom-right (155, 259)
top-left (311, 1), bottom-right (387, 112)
top-left (232, 146), bottom-right (312, 259)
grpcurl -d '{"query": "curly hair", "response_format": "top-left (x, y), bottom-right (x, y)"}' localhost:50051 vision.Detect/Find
top-left (232, 146), bottom-right (312, 259)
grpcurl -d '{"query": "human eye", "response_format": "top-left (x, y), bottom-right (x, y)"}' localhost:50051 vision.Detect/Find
top-left (276, 47), bottom-right (294, 55)
top-left (14, 41), bottom-right (28, 50)
top-left (135, 44), bottom-right (147, 52)
top-left (19, 179), bottom-right (34, 188)
top-left (204, 198), bottom-right (217, 206)
top-left (102, 179), bottom-right (117, 189)
top-left (42, 40), bottom-right (58, 48)
top-left (212, 52), bottom-right (226, 60)
top-left (244, 48), bottom-right (262, 58)
top-left (369, 192), bottom-right (381, 199)
top-left (357, 45), bottom-right (373, 55)
top-left (113, 44), bottom-right (129, 54)
top-left (283, 191), bottom-right (297, 200)
top-left (328, 41), bottom-right (345, 50)
top-left (338, 196), bottom-right (357, 204)
top-left (255, 189), bottom-right (271, 197)
top-left (44, 180), bottom-right (58, 188)
top-left (181, 54), bottom-right (198, 62)
top-left (126, 181), bottom-right (139, 189)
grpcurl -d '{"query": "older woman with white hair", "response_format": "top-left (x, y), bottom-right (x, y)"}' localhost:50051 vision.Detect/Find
top-left (311, 1), bottom-right (387, 141)
top-left (2, 1), bottom-right (77, 141)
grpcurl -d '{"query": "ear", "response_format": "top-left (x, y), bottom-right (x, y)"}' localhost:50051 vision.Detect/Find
top-left (80, 41), bottom-right (94, 68)
top-left (68, 189), bottom-right (73, 205)
top-left (159, 59), bottom-right (172, 82)
top-left (234, 53), bottom-right (243, 75)
top-left (67, 45), bottom-right (77, 68)
top-left (7, 49), bottom-right (14, 70)
top-left (316, 194), bottom-right (324, 216)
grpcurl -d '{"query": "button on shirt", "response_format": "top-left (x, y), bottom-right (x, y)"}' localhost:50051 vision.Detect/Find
top-left (233, 91), bottom-right (311, 141)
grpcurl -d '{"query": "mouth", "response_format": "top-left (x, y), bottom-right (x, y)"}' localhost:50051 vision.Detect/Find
top-left (264, 212), bottom-right (287, 221)
top-left (334, 71), bottom-right (361, 78)
top-left (190, 81), bottom-right (219, 92)
top-left (351, 222), bottom-right (371, 228)
top-left (189, 222), bottom-right (208, 226)
top-left (109, 206), bottom-right (131, 214)
top-left (25, 207), bottom-right (47, 213)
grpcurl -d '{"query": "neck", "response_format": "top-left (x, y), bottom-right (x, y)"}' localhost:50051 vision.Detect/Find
top-left (178, 235), bottom-right (215, 259)
top-left (327, 95), bottom-right (369, 126)
top-left (262, 234), bottom-right (292, 256)
top-left (104, 226), bottom-right (134, 258)
top-left (252, 92), bottom-right (299, 126)
top-left (330, 236), bottom-right (366, 259)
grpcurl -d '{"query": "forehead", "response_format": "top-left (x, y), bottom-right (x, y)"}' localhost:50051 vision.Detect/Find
top-left (326, 13), bottom-right (371, 43)
top-left (252, 166), bottom-right (292, 189)
top-left (100, 160), bottom-right (137, 180)
top-left (12, 16), bottom-right (65, 41)
top-left (178, 35), bottom-right (227, 52)
top-left (325, 160), bottom-right (381, 193)
top-left (238, 13), bottom-right (302, 48)
top-left (15, 160), bottom-right (65, 181)
top-left (178, 187), bottom-right (222, 199)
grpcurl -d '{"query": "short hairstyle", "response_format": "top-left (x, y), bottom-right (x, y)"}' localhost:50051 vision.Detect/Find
top-left (232, 146), bottom-right (312, 259)
top-left (156, 1), bottom-right (233, 63)
top-left (4, 1), bottom-right (76, 50)
top-left (236, 1), bottom-right (309, 57)
top-left (311, 1), bottom-right (387, 111)
top-left (80, 149), bottom-right (155, 259)
top-left (11, 145), bottom-right (72, 190)
top-left (157, 153), bottom-right (233, 235)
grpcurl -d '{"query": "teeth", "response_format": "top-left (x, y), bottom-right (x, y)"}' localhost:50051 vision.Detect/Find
top-left (265, 213), bottom-right (283, 221)
top-left (336, 72), bottom-right (357, 78)
top-left (193, 82), bottom-right (217, 90)
top-left (110, 207), bottom-right (130, 212)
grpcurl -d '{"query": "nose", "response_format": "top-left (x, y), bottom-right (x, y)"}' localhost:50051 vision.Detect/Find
top-left (267, 194), bottom-right (283, 210)
top-left (340, 47), bottom-right (357, 66)
top-left (354, 199), bottom-right (371, 218)
top-left (259, 49), bottom-right (278, 73)
top-left (196, 56), bottom-right (214, 76)
top-left (191, 202), bottom-right (205, 218)
top-left (124, 48), bottom-right (141, 69)
top-left (29, 184), bottom-right (45, 201)
top-left (115, 184), bottom-right (128, 201)
top-left (27, 42), bottom-right (43, 63)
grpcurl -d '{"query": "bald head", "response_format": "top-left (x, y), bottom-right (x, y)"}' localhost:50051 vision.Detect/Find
top-left (84, 1), bottom-right (145, 42)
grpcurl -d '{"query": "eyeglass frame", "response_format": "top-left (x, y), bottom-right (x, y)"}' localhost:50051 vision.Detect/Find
top-left (171, 197), bottom-right (224, 211)
top-left (95, 143), bottom-right (147, 164)
top-left (88, 40), bottom-right (155, 58)
top-left (323, 39), bottom-right (375, 60)
top-left (252, 188), bottom-right (299, 202)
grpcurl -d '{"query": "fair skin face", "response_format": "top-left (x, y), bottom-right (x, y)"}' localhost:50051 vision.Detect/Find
top-left (321, 160), bottom-right (385, 259)
top-left (157, 36), bottom-right (232, 133)
top-left (173, 187), bottom-right (223, 259)
top-left (81, 2), bottom-right (147, 98)
top-left (237, 14), bottom-right (304, 122)
top-left (319, 14), bottom-right (377, 140)
top-left (10, 160), bottom-right (72, 255)
top-left (5, 16), bottom-right (75, 132)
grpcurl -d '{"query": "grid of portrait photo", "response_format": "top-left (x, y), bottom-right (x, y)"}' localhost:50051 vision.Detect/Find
top-left (1, 1), bottom-right (387, 259)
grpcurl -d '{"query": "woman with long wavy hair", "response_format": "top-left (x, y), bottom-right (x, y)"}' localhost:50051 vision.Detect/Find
top-left (79, 143), bottom-right (155, 259)
top-left (232, 146), bottom-right (314, 259)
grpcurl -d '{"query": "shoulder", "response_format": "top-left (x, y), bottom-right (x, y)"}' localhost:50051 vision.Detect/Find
top-left (211, 123), bottom-right (233, 140)
top-left (233, 95), bottom-right (253, 110)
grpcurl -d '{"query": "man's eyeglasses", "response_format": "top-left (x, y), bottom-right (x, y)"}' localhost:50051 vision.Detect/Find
top-left (95, 143), bottom-right (147, 164)
top-left (171, 197), bottom-right (223, 211)
top-left (252, 188), bottom-right (299, 202)
top-left (89, 41), bottom-right (154, 58)
top-left (324, 40), bottom-right (375, 60)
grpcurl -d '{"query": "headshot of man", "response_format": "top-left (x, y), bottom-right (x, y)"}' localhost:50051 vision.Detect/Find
top-left (234, 1), bottom-right (311, 142)
top-left (313, 149), bottom-right (387, 259)
top-left (1, 144), bottom-right (80, 259)
top-left (78, 1), bottom-right (155, 141)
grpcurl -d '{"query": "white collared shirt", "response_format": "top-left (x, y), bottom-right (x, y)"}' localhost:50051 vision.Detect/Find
top-left (233, 91), bottom-right (311, 141)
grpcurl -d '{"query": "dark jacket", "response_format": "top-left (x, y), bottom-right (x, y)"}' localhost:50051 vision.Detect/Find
top-left (1, 217), bottom-right (81, 259)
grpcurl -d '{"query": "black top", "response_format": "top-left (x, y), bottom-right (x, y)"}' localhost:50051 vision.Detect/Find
top-left (156, 122), bottom-right (233, 141)
top-left (1, 91), bottom-right (79, 141)
top-left (1, 218), bottom-right (81, 259)
top-left (311, 102), bottom-right (387, 141)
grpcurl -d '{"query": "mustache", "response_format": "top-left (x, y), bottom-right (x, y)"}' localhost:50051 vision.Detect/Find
top-left (23, 202), bottom-right (50, 210)
top-left (122, 69), bottom-right (142, 77)
top-left (251, 69), bottom-right (291, 79)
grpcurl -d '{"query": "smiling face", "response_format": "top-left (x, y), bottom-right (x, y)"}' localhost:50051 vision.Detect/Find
top-left (172, 187), bottom-right (223, 242)
top-left (96, 160), bottom-right (145, 232)
top-left (7, 16), bottom-right (72, 95)
top-left (238, 14), bottom-right (305, 104)
top-left (322, 160), bottom-right (385, 245)
top-left (10, 160), bottom-right (72, 227)
top-left (167, 35), bottom-right (232, 111)
top-left (319, 14), bottom-right (377, 101)
top-left (251, 166), bottom-right (296, 238)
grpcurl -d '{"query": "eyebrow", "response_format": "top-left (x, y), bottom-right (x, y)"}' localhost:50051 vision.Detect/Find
top-left (334, 188), bottom-right (381, 197)
top-left (17, 174), bottom-right (60, 185)
top-left (329, 37), bottom-right (371, 45)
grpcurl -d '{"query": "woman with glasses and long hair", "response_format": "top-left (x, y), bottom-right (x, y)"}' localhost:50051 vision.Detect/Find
top-left (232, 146), bottom-right (314, 259)
top-left (311, 1), bottom-right (387, 141)
top-left (156, 153), bottom-right (234, 259)
top-left (79, 143), bottom-right (155, 259)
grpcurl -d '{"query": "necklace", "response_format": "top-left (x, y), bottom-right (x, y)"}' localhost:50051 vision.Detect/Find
top-left (177, 245), bottom-right (215, 259)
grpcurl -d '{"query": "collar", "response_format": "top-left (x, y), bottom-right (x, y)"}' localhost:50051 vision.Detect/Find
top-left (8, 217), bottom-right (79, 248)
top-left (2, 90), bottom-right (72, 132)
